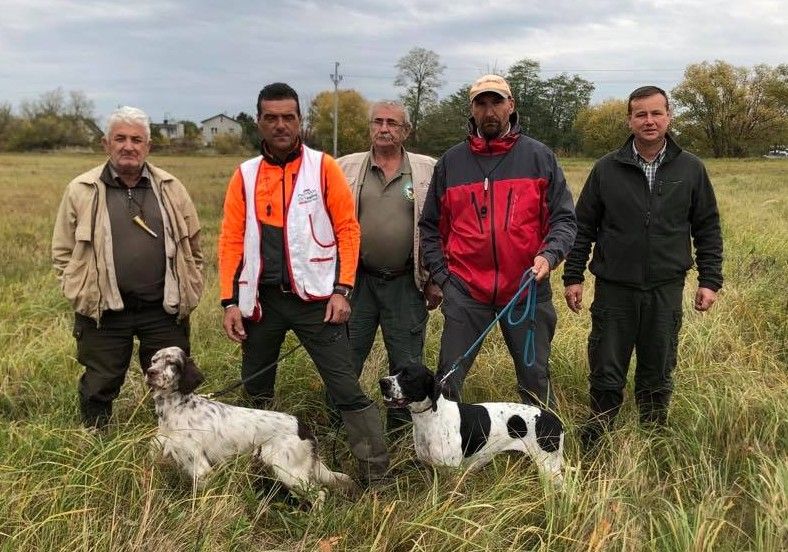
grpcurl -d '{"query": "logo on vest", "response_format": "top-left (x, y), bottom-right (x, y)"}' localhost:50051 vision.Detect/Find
top-left (297, 188), bottom-right (319, 205)
top-left (402, 180), bottom-right (414, 201)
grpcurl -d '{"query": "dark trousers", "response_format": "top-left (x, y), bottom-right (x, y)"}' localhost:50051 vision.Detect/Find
top-left (586, 279), bottom-right (684, 431)
top-left (348, 269), bottom-right (428, 427)
top-left (436, 279), bottom-right (558, 408)
top-left (241, 286), bottom-right (371, 411)
top-left (74, 305), bottom-right (190, 427)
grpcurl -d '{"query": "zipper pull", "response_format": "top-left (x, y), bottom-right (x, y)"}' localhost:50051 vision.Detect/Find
top-left (484, 177), bottom-right (489, 191)
top-left (645, 211), bottom-right (651, 227)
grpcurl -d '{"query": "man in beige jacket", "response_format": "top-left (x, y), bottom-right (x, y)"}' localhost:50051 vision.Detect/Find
top-left (337, 100), bottom-right (439, 431)
top-left (52, 106), bottom-right (203, 430)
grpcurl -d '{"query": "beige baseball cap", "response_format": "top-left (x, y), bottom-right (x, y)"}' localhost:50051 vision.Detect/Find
top-left (469, 74), bottom-right (512, 102)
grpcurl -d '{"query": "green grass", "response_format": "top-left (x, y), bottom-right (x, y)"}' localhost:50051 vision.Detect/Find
top-left (0, 153), bottom-right (785, 551)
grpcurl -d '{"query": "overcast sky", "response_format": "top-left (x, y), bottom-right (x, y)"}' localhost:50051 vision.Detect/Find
top-left (1, 0), bottom-right (785, 125)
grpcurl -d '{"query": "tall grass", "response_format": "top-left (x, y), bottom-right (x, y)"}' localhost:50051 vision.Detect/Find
top-left (0, 153), bottom-right (785, 551)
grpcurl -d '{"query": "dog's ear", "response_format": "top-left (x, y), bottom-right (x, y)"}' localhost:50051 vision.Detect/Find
top-left (431, 379), bottom-right (442, 412)
top-left (178, 356), bottom-right (205, 394)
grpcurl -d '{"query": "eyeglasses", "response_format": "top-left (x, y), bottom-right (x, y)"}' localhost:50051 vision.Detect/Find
top-left (370, 118), bottom-right (406, 129)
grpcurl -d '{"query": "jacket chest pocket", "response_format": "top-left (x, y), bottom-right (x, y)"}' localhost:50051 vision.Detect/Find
top-left (655, 179), bottom-right (691, 230)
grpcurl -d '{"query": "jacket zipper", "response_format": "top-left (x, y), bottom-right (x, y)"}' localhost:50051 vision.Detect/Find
top-left (281, 170), bottom-right (293, 289)
top-left (643, 168), bottom-right (656, 283)
top-left (487, 144), bottom-right (500, 305)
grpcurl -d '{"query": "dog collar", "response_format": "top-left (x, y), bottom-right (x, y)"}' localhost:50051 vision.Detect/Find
top-left (410, 403), bottom-right (433, 414)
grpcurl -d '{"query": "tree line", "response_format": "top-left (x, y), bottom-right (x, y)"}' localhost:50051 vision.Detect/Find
top-left (1, 54), bottom-right (785, 158)
top-left (311, 50), bottom-right (786, 159)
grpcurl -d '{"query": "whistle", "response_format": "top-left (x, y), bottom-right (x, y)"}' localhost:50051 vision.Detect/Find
top-left (132, 215), bottom-right (158, 238)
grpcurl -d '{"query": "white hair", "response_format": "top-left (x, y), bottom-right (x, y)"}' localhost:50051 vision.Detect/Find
top-left (105, 106), bottom-right (151, 142)
top-left (369, 100), bottom-right (411, 127)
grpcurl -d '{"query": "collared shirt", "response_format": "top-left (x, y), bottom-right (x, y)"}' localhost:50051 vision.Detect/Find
top-left (358, 149), bottom-right (414, 271)
top-left (633, 140), bottom-right (667, 191)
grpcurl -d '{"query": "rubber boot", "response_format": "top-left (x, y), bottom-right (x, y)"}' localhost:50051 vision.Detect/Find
top-left (340, 403), bottom-right (390, 485)
top-left (579, 388), bottom-right (622, 453)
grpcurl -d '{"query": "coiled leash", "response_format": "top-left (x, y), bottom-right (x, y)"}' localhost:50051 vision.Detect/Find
top-left (438, 267), bottom-right (538, 388)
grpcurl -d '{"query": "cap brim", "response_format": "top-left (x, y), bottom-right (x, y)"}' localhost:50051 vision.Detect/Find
top-left (470, 89), bottom-right (509, 102)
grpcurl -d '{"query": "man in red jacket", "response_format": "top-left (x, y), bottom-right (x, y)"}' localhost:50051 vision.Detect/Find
top-left (419, 75), bottom-right (577, 408)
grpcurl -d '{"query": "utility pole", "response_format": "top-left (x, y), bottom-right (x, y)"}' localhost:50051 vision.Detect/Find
top-left (329, 61), bottom-right (343, 157)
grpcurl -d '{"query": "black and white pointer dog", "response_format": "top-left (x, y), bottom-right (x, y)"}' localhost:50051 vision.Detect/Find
top-left (379, 364), bottom-right (564, 485)
top-left (145, 347), bottom-right (355, 505)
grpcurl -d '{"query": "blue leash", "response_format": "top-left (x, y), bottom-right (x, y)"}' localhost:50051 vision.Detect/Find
top-left (439, 268), bottom-right (538, 386)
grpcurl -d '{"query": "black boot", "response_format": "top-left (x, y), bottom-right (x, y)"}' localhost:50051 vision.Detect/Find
top-left (579, 388), bottom-right (622, 453)
top-left (249, 394), bottom-right (274, 410)
top-left (637, 389), bottom-right (671, 428)
top-left (80, 397), bottom-right (111, 430)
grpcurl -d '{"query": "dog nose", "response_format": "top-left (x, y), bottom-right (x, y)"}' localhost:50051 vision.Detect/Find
top-left (379, 378), bottom-right (391, 392)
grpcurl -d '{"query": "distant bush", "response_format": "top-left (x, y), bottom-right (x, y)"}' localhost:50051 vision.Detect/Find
top-left (212, 133), bottom-right (249, 154)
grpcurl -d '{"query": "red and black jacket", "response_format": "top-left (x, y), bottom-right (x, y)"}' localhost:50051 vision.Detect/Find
top-left (419, 114), bottom-right (577, 305)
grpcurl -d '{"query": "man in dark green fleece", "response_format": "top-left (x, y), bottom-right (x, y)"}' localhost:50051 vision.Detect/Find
top-left (562, 85), bottom-right (723, 451)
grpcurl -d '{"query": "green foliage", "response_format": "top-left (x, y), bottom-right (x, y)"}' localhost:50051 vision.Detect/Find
top-left (672, 61), bottom-right (788, 157)
top-left (1, 88), bottom-right (99, 151)
top-left (506, 59), bottom-right (594, 154)
top-left (0, 151), bottom-right (785, 549)
top-left (211, 133), bottom-right (248, 154)
top-left (394, 47), bottom-right (446, 146)
top-left (573, 99), bottom-right (630, 157)
top-left (306, 89), bottom-right (368, 157)
top-left (416, 86), bottom-right (470, 157)
top-left (235, 111), bottom-right (260, 151)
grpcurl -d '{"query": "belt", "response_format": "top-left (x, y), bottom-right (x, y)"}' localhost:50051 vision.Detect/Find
top-left (362, 265), bottom-right (411, 281)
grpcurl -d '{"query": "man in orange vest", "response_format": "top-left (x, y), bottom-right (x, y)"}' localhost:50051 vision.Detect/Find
top-left (218, 83), bottom-right (389, 484)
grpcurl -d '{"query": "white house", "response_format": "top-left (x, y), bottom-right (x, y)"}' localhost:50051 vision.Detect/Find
top-left (201, 114), bottom-right (242, 146)
top-left (151, 120), bottom-right (185, 140)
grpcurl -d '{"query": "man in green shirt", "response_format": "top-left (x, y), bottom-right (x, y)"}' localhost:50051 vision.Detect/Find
top-left (337, 100), bottom-right (440, 431)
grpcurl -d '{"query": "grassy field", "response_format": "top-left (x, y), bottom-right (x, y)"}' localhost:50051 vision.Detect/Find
top-left (0, 152), bottom-right (785, 551)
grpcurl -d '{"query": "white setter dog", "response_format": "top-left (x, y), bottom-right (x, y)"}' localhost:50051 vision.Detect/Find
top-left (379, 363), bottom-right (564, 486)
top-left (145, 347), bottom-right (355, 505)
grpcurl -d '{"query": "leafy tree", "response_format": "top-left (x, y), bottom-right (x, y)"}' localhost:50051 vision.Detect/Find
top-left (235, 111), bottom-right (260, 150)
top-left (394, 47), bottom-right (445, 146)
top-left (505, 59), bottom-right (594, 153)
top-left (417, 86), bottom-right (471, 157)
top-left (7, 88), bottom-right (97, 150)
top-left (672, 61), bottom-right (788, 157)
top-left (212, 133), bottom-right (246, 154)
top-left (306, 89), bottom-right (368, 157)
top-left (0, 102), bottom-right (16, 150)
top-left (573, 99), bottom-right (630, 157)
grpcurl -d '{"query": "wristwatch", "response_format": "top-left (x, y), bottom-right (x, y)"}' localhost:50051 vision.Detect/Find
top-left (333, 285), bottom-right (352, 299)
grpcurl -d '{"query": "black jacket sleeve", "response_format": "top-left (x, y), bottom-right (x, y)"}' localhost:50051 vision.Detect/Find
top-left (418, 156), bottom-right (450, 287)
top-left (691, 165), bottom-right (723, 291)
top-left (562, 164), bottom-right (603, 285)
top-left (538, 155), bottom-right (577, 269)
